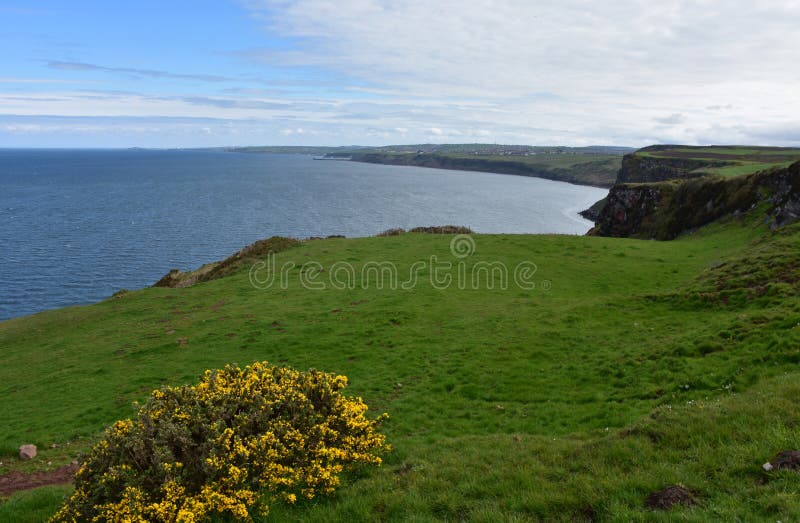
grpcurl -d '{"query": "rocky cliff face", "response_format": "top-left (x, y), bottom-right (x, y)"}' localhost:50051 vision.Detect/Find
top-left (766, 162), bottom-right (800, 227)
top-left (588, 185), bottom-right (664, 237)
top-left (590, 161), bottom-right (800, 240)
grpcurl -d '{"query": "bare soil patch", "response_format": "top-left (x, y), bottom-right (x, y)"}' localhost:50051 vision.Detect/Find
top-left (0, 463), bottom-right (78, 497)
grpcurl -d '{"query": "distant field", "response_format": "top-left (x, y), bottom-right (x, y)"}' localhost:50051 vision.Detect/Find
top-left (698, 160), bottom-right (798, 177)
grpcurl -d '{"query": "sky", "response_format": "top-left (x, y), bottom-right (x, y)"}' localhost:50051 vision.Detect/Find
top-left (1, 0), bottom-right (799, 148)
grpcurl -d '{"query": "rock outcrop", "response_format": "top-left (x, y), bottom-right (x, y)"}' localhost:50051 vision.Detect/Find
top-left (578, 197), bottom-right (607, 222)
top-left (154, 236), bottom-right (301, 288)
top-left (765, 164), bottom-right (800, 227)
top-left (588, 184), bottom-right (664, 237)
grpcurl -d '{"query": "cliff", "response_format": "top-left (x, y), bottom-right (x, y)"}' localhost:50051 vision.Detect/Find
top-left (589, 161), bottom-right (800, 239)
top-left (617, 144), bottom-right (800, 183)
top-left (616, 148), bottom-right (732, 183)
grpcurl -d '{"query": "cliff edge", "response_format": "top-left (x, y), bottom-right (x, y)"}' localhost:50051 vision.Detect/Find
top-left (589, 161), bottom-right (800, 239)
top-left (587, 145), bottom-right (800, 239)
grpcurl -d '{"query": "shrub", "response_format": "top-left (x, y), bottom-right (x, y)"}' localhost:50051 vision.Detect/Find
top-left (409, 225), bottom-right (474, 234)
top-left (52, 362), bottom-right (389, 522)
top-left (375, 226), bottom-right (475, 237)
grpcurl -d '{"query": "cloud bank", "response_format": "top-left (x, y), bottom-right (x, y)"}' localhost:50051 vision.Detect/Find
top-left (2, 0), bottom-right (799, 146)
top-left (240, 0), bottom-right (800, 145)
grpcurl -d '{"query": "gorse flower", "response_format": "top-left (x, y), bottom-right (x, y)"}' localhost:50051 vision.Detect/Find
top-left (52, 362), bottom-right (389, 522)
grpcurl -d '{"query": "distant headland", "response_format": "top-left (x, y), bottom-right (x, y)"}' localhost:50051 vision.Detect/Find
top-left (230, 143), bottom-right (635, 188)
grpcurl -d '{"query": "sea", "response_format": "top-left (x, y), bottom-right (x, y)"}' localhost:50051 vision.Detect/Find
top-left (0, 149), bottom-right (607, 320)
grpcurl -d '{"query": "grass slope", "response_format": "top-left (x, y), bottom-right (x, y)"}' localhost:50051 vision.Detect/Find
top-left (1, 218), bottom-right (800, 520)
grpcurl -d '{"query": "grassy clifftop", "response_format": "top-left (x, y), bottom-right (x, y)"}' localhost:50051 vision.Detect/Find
top-left (2, 207), bottom-right (800, 519)
top-left (587, 145), bottom-right (800, 239)
top-left (618, 145), bottom-right (800, 183)
top-left (591, 160), bottom-right (800, 239)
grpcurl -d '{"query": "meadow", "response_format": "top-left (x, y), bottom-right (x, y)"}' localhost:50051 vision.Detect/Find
top-left (1, 214), bottom-right (799, 520)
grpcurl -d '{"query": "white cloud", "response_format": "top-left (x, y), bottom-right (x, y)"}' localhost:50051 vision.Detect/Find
top-left (4, 1), bottom-right (800, 146)
top-left (280, 127), bottom-right (309, 135)
top-left (655, 113), bottom-right (685, 126)
top-left (250, 0), bottom-right (800, 93)
top-left (238, 0), bottom-right (800, 146)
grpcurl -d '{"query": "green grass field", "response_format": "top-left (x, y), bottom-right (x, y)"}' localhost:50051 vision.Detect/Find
top-left (696, 160), bottom-right (797, 177)
top-left (2, 216), bottom-right (800, 520)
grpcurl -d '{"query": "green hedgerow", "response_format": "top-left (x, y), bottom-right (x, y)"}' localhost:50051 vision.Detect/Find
top-left (51, 362), bottom-right (389, 522)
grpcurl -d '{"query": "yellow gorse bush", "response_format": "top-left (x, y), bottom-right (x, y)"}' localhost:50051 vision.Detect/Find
top-left (51, 362), bottom-right (389, 522)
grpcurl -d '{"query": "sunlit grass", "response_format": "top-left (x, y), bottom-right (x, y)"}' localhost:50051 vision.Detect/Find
top-left (1, 219), bottom-right (799, 520)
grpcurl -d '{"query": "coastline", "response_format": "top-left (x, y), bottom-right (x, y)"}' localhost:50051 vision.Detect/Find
top-left (337, 153), bottom-right (612, 223)
top-left (336, 153), bottom-right (618, 189)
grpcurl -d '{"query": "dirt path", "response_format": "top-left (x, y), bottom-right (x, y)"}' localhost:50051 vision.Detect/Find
top-left (0, 463), bottom-right (78, 497)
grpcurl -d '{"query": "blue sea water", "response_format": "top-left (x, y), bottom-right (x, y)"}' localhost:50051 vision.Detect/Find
top-left (0, 149), bottom-right (607, 320)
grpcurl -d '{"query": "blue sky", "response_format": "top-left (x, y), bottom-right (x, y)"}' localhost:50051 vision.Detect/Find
top-left (2, 0), bottom-right (799, 147)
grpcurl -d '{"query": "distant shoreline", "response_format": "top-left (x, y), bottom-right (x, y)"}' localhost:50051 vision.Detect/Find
top-left (338, 153), bottom-right (614, 189)
top-left (229, 144), bottom-right (630, 188)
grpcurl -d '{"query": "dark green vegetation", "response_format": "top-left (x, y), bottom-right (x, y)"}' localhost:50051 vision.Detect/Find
top-left (2, 203), bottom-right (800, 519)
top-left (376, 226), bottom-right (474, 237)
top-left (232, 144), bottom-right (634, 188)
